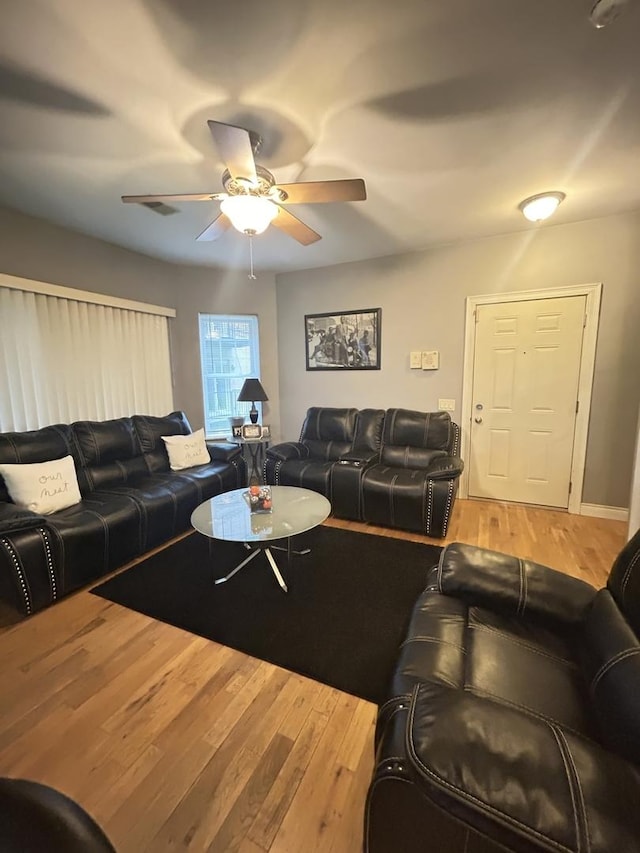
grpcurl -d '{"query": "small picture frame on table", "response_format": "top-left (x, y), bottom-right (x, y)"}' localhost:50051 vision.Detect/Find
top-left (261, 424), bottom-right (271, 439)
top-left (242, 424), bottom-right (262, 439)
top-left (231, 424), bottom-right (243, 438)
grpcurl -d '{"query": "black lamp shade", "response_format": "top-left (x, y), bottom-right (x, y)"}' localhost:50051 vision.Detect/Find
top-left (237, 378), bottom-right (268, 424)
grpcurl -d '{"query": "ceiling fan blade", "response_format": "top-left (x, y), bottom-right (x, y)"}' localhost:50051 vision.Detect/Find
top-left (196, 213), bottom-right (231, 242)
top-left (271, 206), bottom-right (321, 245)
top-left (276, 178), bottom-right (367, 204)
top-left (207, 120), bottom-right (258, 185)
top-left (122, 193), bottom-right (225, 203)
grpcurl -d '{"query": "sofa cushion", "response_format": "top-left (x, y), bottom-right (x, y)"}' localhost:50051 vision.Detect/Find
top-left (273, 460), bottom-right (334, 497)
top-left (406, 682), bottom-right (640, 853)
top-left (383, 409), bottom-right (452, 451)
top-left (46, 494), bottom-right (141, 591)
top-left (352, 408), bottom-right (385, 453)
top-left (73, 417), bottom-right (140, 466)
top-left (380, 446), bottom-right (447, 469)
top-left (72, 417), bottom-right (146, 493)
top-left (362, 466), bottom-right (457, 535)
top-left (0, 424), bottom-right (77, 502)
top-left (0, 456), bottom-right (82, 515)
top-left (132, 411), bottom-right (191, 473)
top-left (299, 407), bottom-right (358, 443)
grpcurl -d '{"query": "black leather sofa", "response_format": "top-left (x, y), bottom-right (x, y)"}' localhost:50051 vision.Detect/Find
top-left (366, 529), bottom-right (640, 853)
top-left (0, 411), bottom-right (246, 617)
top-left (264, 407), bottom-right (463, 537)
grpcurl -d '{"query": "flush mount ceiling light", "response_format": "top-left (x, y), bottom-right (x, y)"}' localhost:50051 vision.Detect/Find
top-left (518, 191), bottom-right (566, 222)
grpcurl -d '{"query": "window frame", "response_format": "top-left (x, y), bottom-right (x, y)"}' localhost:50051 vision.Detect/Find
top-left (198, 313), bottom-right (262, 439)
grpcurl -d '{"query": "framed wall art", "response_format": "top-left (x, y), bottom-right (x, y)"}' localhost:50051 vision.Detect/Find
top-left (304, 308), bottom-right (381, 371)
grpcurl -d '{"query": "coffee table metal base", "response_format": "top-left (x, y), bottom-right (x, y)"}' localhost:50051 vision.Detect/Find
top-left (213, 540), bottom-right (297, 592)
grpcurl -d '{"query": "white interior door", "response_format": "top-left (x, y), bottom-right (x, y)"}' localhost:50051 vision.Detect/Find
top-left (468, 295), bottom-right (586, 508)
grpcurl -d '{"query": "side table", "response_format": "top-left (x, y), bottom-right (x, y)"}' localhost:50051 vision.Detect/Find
top-left (228, 436), bottom-right (271, 483)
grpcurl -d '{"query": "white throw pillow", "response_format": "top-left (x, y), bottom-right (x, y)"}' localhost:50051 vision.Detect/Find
top-left (161, 428), bottom-right (210, 471)
top-left (0, 455), bottom-right (82, 515)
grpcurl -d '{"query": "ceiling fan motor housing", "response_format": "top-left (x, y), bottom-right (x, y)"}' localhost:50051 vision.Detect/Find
top-left (221, 165), bottom-right (287, 201)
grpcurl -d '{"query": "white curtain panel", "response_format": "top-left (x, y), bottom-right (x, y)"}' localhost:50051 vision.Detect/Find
top-left (0, 287), bottom-right (174, 431)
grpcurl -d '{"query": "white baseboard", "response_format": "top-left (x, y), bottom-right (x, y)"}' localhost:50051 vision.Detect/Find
top-left (580, 503), bottom-right (629, 522)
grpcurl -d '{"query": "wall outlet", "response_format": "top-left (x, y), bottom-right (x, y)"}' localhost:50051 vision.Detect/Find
top-left (438, 398), bottom-right (456, 412)
top-left (410, 351), bottom-right (422, 369)
top-left (421, 350), bottom-right (439, 370)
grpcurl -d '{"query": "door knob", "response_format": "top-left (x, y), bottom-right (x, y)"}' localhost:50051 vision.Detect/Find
top-left (474, 417), bottom-right (483, 424)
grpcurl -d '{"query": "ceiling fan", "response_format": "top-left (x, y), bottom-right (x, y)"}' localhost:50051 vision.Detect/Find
top-left (122, 120), bottom-right (367, 247)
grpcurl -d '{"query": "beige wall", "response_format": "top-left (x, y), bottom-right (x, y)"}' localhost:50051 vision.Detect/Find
top-left (2, 203), bottom-right (637, 506)
top-left (0, 206), bottom-right (280, 437)
top-left (276, 210), bottom-right (640, 509)
top-left (169, 265), bottom-right (280, 440)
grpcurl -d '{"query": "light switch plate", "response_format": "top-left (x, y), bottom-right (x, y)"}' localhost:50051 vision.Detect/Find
top-left (438, 398), bottom-right (456, 412)
top-left (421, 350), bottom-right (439, 370)
top-left (410, 351), bottom-right (422, 369)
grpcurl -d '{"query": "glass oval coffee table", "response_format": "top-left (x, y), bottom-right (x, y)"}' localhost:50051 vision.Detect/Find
top-left (190, 486), bottom-right (331, 592)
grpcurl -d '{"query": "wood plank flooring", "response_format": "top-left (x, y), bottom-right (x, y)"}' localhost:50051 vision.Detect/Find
top-left (0, 500), bottom-right (627, 852)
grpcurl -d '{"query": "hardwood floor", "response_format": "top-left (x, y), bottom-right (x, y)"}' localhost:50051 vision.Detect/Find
top-left (0, 500), bottom-right (626, 852)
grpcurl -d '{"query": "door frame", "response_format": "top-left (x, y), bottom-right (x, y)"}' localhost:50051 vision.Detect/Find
top-left (459, 283), bottom-right (602, 514)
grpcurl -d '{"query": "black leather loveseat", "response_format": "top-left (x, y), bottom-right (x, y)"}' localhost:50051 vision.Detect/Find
top-left (0, 411), bottom-right (246, 618)
top-left (365, 529), bottom-right (640, 853)
top-left (264, 407), bottom-right (463, 537)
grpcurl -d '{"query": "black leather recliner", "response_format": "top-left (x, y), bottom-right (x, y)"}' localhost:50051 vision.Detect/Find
top-left (366, 529), bottom-right (640, 853)
top-left (265, 407), bottom-right (463, 536)
top-left (264, 407), bottom-right (385, 521)
top-left (361, 408), bottom-right (462, 537)
top-left (0, 777), bottom-right (115, 852)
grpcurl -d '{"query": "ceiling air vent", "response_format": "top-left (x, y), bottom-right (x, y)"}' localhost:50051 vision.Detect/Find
top-left (140, 201), bottom-right (179, 216)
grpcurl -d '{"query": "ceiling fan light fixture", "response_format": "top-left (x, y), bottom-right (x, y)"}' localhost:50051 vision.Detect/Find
top-left (518, 191), bottom-right (566, 222)
top-left (589, 0), bottom-right (628, 28)
top-left (220, 195), bottom-right (278, 235)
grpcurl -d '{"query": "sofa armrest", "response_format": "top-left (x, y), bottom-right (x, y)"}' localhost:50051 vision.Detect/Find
top-left (206, 441), bottom-right (244, 463)
top-left (424, 455), bottom-right (464, 480)
top-left (436, 542), bottom-right (596, 626)
top-left (266, 442), bottom-right (310, 462)
top-left (407, 684), bottom-right (640, 852)
top-left (0, 503), bottom-right (47, 535)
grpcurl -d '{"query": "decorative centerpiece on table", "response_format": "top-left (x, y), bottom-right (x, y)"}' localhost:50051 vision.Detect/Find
top-left (247, 482), bottom-right (272, 513)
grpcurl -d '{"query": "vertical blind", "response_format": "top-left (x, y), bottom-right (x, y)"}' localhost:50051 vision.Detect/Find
top-left (0, 285), bottom-right (174, 432)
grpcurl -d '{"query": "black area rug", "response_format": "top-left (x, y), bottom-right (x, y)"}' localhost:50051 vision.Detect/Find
top-left (91, 526), bottom-right (441, 705)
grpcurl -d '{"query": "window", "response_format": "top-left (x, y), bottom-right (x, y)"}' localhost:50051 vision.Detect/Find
top-left (199, 314), bottom-right (261, 437)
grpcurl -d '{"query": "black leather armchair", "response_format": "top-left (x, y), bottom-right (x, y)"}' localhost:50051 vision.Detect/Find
top-left (0, 777), bottom-right (115, 851)
top-left (366, 529), bottom-right (640, 853)
top-left (361, 409), bottom-right (463, 537)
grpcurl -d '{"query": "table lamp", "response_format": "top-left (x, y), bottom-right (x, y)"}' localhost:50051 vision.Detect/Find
top-left (237, 378), bottom-right (268, 424)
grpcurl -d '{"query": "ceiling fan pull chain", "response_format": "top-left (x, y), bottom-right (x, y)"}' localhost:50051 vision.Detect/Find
top-left (248, 233), bottom-right (257, 280)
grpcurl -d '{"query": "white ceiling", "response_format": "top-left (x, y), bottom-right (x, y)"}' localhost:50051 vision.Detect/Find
top-left (1, 0), bottom-right (639, 273)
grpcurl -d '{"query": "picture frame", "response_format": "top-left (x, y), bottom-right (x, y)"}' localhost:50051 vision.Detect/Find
top-left (261, 424), bottom-right (271, 439)
top-left (242, 424), bottom-right (262, 439)
top-left (231, 424), bottom-right (243, 438)
top-left (305, 308), bottom-right (381, 371)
